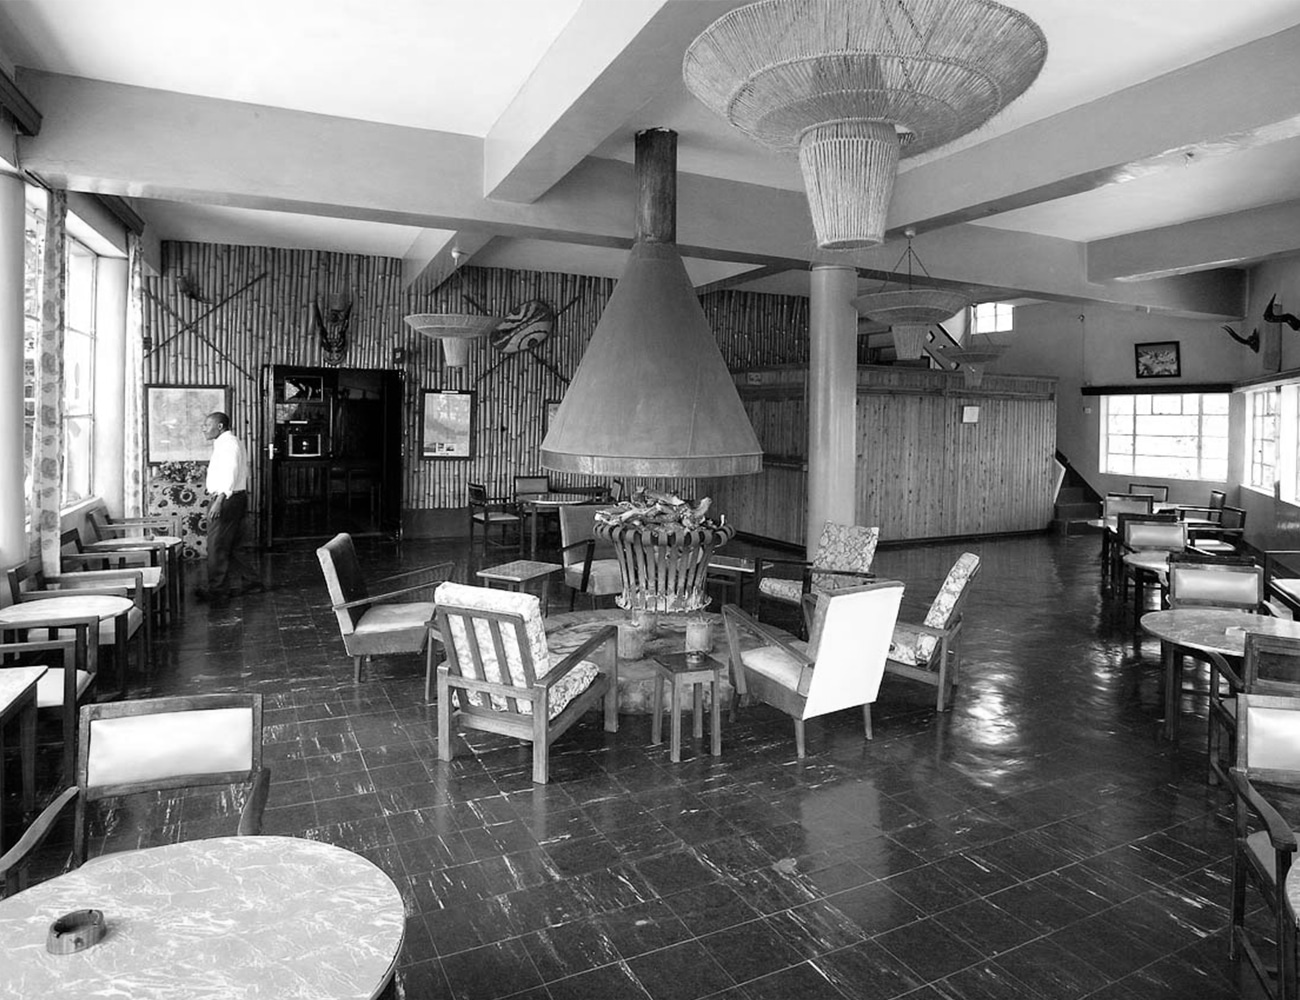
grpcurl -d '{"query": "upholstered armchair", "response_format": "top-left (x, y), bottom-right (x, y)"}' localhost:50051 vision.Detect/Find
top-left (722, 580), bottom-right (904, 758)
top-left (753, 522), bottom-right (879, 628)
top-left (433, 582), bottom-right (618, 783)
top-left (885, 552), bottom-right (981, 711)
top-left (558, 505), bottom-right (622, 610)
top-left (315, 532), bottom-right (453, 692)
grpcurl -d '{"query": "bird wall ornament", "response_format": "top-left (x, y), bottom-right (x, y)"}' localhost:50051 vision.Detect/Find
top-left (491, 299), bottom-right (554, 354)
top-left (1264, 293), bottom-right (1300, 331)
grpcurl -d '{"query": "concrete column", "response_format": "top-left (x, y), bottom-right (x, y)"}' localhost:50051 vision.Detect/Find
top-left (0, 170), bottom-right (26, 568)
top-left (806, 264), bottom-right (858, 558)
top-left (94, 257), bottom-right (128, 516)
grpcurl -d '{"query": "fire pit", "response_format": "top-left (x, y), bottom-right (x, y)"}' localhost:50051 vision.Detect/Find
top-left (594, 489), bottom-right (734, 615)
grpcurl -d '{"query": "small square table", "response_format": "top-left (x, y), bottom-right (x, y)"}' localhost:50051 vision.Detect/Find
top-left (0, 665), bottom-right (47, 838)
top-left (477, 559), bottom-right (564, 615)
top-left (651, 651), bottom-right (725, 762)
top-left (707, 555), bottom-right (755, 608)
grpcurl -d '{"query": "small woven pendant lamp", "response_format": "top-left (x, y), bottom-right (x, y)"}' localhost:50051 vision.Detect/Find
top-left (683, 0), bottom-right (1047, 249)
top-left (854, 230), bottom-right (968, 359)
top-left (403, 249), bottom-right (501, 368)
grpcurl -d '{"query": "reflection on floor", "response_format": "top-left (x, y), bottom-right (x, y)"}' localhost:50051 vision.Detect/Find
top-left (7, 531), bottom-right (1274, 999)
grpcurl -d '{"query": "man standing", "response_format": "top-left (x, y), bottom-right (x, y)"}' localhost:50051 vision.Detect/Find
top-left (199, 411), bottom-right (263, 607)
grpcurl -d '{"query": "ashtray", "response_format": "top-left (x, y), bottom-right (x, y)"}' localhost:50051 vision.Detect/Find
top-left (47, 909), bottom-right (105, 954)
top-left (685, 650), bottom-right (707, 664)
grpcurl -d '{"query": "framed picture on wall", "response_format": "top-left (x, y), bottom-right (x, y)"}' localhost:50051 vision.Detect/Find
top-left (145, 384), bottom-right (230, 463)
top-left (421, 390), bottom-right (475, 459)
top-left (1134, 341), bottom-right (1181, 379)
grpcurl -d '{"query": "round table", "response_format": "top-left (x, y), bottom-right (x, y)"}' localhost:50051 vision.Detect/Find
top-left (0, 836), bottom-right (405, 999)
top-left (1141, 609), bottom-right (1300, 741)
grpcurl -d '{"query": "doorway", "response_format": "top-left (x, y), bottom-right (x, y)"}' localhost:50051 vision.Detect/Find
top-left (264, 365), bottom-right (403, 544)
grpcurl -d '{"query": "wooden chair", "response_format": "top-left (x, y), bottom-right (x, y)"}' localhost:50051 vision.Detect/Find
top-left (84, 504), bottom-right (184, 614)
top-left (73, 694), bottom-right (271, 865)
top-left (1228, 692), bottom-right (1300, 1000)
top-left (514, 474), bottom-right (557, 546)
top-left (0, 623), bottom-right (96, 780)
top-left (753, 522), bottom-right (879, 630)
top-left (884, 552), bottom-right (981, 711)
top-left (315, 532), bottom-right (453, 693)
top-left (1098, 493), bottom-right (1155, 579)
top-left (1116, 516), bottom-right (1186, 614)
top-left (558, 505), bottom-right (622, 610)
top-left (1127, 482), bottom-right (1169, 504)
top-left (722, 580), bottom-right (904, 758)
top-left (1189, 505), bottom-right (1246, 556)
top-left (1265, 551), bottom-right (1300, 619)
top-left (61, 527), bottom-right (169, 628)
top-left (1209, 634), bottom-right (1300, 788)
top-left (1166, 556), bottom-right (1268, 613)
top-left (6, 556), bottom-right (148, 688)
top-left (432, 582), bottom-right (618, 783)
top-left (468, 482), bottom-right (522, 551)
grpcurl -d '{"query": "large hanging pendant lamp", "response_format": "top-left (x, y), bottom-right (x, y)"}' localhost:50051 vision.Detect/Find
top-left (403, 249), bottom-right (501, 368)
top-left (683, 0), bottom-right (1047, 249)
top-left (540, 128), bottom-right (762, 477)
top-left (854, 230), bottom-right (968, 359)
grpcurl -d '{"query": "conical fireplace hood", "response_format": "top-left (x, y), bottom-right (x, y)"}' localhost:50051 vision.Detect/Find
top-left (540, 129), bottom-right (762, 478)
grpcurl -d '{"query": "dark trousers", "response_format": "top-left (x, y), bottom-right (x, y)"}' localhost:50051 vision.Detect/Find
top-left (207, 491), bottom-right (260, 595)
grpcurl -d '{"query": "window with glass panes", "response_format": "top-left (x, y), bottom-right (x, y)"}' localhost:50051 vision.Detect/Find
top-left (1246, 387), bottom-right (1277, 492)
top-left (1101, 393), bottom-right (1229, 481)
top-left (972, 302), bottom-right (1014, 335)
top-left (63, 236), bottom-right (96, 502)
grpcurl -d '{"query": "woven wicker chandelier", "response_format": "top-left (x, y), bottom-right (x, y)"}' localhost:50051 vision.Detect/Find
top-left (683, 0), bottom-right (1047, 249)
top-left (854, 230), bottom-right (968, 359)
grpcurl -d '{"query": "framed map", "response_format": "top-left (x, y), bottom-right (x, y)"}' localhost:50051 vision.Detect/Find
top-left (421, 390), bottom-right (475, 459)
top-left (145, 384), bottom-right (229, 463)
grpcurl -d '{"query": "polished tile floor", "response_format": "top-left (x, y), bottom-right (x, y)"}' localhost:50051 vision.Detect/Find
top-left (8, 529), bottom-right (1277, 999)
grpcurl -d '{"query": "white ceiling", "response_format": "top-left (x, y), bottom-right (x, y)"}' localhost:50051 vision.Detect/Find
top-left (3, 0), bottom-right (1300, 316)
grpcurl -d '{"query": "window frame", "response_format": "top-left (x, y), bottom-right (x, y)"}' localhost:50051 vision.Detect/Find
top-left (1099, 391), bottom-right (1230, 482)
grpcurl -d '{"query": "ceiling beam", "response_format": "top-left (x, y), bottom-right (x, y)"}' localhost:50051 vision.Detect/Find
top-left (1088, 201), bottom-right (1300, 284)
top-left (17, 68), bottom-right (1244, 319)
top-left (887, 23), bottom-right (1300, 238)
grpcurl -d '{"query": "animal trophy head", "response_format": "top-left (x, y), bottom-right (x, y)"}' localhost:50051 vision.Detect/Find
top-left (491, 299), bottom-right (554, 354)
top-left (313, 293), bottom-right (353, 366)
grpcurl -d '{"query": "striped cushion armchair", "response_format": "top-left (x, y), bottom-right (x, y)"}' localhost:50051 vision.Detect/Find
top-left (754, 523), bottom-right (879, 626)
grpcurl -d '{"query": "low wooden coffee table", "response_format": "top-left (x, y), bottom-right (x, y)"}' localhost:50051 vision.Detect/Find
top-left (651, 651), bottom-right (724, 762)
top-left (477, 559), bottom-right (563, 615)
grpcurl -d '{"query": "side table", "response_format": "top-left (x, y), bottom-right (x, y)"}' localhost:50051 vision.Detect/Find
top-left (477, 559), bottom-right (563, 615)
top-left (651, 651), bottom-right (724, 763)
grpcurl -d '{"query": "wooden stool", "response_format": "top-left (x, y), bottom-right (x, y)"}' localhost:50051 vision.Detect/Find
top-left (651, 651), bottom-right (723, 763)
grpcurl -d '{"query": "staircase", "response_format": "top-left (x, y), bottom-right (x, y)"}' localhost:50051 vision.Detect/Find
top-left (1051, 451), bottom-right (1103, 535)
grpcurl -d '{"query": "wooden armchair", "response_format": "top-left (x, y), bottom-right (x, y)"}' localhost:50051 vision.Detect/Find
top-left (723, 581), bottom-right (903, 758)
top-left (753, 522), bottom-right (879, 630)
top-left (0, 623), bottom-right (97, 780)
top-left (468, 482), bottom-right (522, 551)
top-left (433, 582), bottom-right (618, 783)
top-left (1265, 551), bottom-right (1300, 619)
top-left (1188, 505), bottom-right (1246, 556)
top-left (61, 527), bottom-right (170, 627)
top-left (7, 556), bottom-right (148, 687)
top-left (1228, 692), bottom-right (1300, 1000)
top-left (74, 694), bottom-right (271, 865)
top-left (1208, 633), bottom-right (1300, 788)
top-left (315, 532), bottom-right (453, 692)
top-left (1116, 515), bottom-right (1186, 614)
top-left (0, 786), bottom-right (79, 898)
top-left (884, 552), bottom-right (982, 711)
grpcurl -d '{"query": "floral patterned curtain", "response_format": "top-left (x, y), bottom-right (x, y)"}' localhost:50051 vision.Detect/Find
top-left (123, 233), bottom-right (146, 517)
top-left (28, 188), bottom-right (65, 575)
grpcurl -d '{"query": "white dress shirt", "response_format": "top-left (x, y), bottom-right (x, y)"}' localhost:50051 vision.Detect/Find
top-left (206, 430), bottom-right (249, 498)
